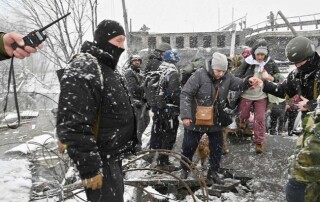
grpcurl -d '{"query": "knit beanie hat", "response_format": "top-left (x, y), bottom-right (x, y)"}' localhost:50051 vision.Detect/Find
top-left (254, 46), bottom-right (268, 56)
top-left (163, 50), bottom-right (180, 63)
top-left (211, 52), bottom-right (228, 71)
top-left (94, 20), bottom-right (125, 50)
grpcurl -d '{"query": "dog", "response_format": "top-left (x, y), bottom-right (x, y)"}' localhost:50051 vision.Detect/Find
top-left (196, 133), bottom-right (210, 168)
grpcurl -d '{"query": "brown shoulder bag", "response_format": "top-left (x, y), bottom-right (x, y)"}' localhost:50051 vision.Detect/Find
top-left (195, 88), bottom-right (219, 126)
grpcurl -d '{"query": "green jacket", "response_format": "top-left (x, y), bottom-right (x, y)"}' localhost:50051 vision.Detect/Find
top-left (288, 112), bottom-right (320, 201)
top-left (0, 32), bottom-right (10, 61)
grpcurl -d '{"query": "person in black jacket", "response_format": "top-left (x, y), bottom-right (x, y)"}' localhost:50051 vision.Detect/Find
top-left (263, 36), bottom-right (320, 117)
top-left (125, 55), bottom-right (150, 151)
top-left (149, 50), bottom-right (181, 170)
top-left (57, 20), bottom-right (137, 202)
top-left (145, 42), bottom-right (172, 73)
top-left (0, 32), bottom-right (41, 60)
top-left (180, 52), bottom-right (259, 183)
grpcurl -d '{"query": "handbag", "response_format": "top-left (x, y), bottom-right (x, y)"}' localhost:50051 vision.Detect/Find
top-left (195, 88), bottom-right (219, 126)
top-left (195, 105), bottom-right (214, 126)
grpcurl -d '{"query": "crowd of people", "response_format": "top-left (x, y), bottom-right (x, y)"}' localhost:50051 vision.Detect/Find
top-left (1, 19), bottom-right (319, 202)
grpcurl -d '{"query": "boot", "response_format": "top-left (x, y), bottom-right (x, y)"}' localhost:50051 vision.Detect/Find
top-left (157, 160), bottom-right (179, 172)
top-left (180, 169), bottom-right (189, 179)
top-left (239, 120), bottom-right (247, 129)
top-left (142, 152), bottom-right (156, 164)
top-left (207, 168), bottom-right (223, 185)
top-left (269, 128), bottom-right (277, 136)
top-left (256, 144), bottom-right (264, 154)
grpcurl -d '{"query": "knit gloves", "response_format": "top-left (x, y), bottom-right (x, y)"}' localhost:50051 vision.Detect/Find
top-left (82, 171), bottom-right (104, 190)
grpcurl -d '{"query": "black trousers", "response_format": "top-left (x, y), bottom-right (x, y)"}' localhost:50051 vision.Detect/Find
top-left (285, 110), bottom-right (299, 136)
top-left (133, 105), bottom-right (150, 149)
top-left (149, 107), bottom-right (179, 163)
top-left (85, 159), bottom-right (124, 202)
top-left (269, 101), bottom-right (286, 134)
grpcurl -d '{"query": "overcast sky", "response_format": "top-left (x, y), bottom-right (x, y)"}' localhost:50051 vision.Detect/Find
top-left (97, 0), bottom-right (320, 33)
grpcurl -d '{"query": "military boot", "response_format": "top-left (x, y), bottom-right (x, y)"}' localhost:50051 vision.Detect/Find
top-left (207, 168), bottom-right (223, 185)
top-left (180, 169), bottom-right (189, 179)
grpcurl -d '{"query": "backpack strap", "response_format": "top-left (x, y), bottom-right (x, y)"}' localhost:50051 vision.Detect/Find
top-left (92, 106), bottom-right (101, 140)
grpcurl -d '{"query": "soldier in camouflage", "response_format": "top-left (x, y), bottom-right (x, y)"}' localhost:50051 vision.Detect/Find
top-left (287, 104), bottom-right (320, 202)
top-left (260, 36), bottom-right (320, 202)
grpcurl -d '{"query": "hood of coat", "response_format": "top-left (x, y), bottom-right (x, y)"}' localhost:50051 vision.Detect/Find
top-left (251, 39), bottom-right (270, 61)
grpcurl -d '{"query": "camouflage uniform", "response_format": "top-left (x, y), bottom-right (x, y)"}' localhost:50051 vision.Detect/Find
top-left (0, 32), bottom-right (11, 61)
top-left (288, 112), bottom-right (320, 201)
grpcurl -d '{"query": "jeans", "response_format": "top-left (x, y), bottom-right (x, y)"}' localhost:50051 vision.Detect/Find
top-left (285, 178), bottom-right (307, 202)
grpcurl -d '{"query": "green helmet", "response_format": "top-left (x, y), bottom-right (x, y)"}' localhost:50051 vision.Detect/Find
top-left (156, 42), bottom-right (172, 52)
top-left (285, 36), bottom-right (315, 63)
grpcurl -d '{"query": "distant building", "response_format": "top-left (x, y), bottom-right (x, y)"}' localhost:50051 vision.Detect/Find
top-left (129, 14), bottom-right (320, 64)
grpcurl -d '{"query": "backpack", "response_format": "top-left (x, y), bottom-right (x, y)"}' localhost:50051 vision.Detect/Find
top-left (144, 70), bottom-right (166, 108)
top-left (144, 64), bottom-right (178, 109)
top-left (180, 57), bottom-right (205, 86)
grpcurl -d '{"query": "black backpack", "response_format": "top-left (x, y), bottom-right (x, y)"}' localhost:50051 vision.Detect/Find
top-left (180, 57), bottom-right (205, 86)
top-left (144, 70), bottom-right (166, 108)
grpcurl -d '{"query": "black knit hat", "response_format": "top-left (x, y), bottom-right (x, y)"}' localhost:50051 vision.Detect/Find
top-left (94, 20), bottom-right (125, 49)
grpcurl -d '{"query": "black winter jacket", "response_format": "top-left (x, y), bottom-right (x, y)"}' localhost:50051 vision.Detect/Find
top-left (180, 60), bottom-right (251, 133)
top-left (235, 39), bottom-right (280, 80)
top-left (263, 52), bottom-right (320, 111)
top-left (145, 51), bottom-right (162, 73)
top-left (158, 62), bottom-right (181, 107)
top-left (57, 41), bottom-right (136, 179)
top-left (235, 56), bottom-right (279, 80)
top-left (124, 66), bottom-right (145, 103)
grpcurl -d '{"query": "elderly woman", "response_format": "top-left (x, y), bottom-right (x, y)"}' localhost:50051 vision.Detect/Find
top-left (180, 52), bottom-right (258, 184)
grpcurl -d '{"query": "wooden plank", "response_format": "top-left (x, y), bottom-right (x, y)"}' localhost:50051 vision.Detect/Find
top-left (224, 128), bottom-right (254, 135)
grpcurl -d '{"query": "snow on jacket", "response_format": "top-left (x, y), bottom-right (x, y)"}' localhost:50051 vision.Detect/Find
top-left (57, 41), bottom-right (136, 179)
top-left (180, 60), bottom-right (251, 133)
top-left (145, 50), bottom-right (162, 73)
top-left (124, 66), bottom-right (145, 104)
top-left (263, 52), bottom-right (320, 112)
top-left (158, 61), bottom-right (181, 106)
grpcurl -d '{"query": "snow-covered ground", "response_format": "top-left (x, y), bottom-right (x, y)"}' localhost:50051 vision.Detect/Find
top-left (0, 109), bottom-right (298, 202)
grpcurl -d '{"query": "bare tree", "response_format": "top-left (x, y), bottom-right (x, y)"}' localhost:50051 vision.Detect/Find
top-left (88, 0), bottom-right (98, 36)
top-left (0, 0), bottom-right (98, 70)
top-left (0, 0), bottom-right (99, 113)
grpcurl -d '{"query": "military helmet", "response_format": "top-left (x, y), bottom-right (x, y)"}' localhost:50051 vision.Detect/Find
top-left (156, 42), bottom-right (172, 52)
top-left (285, 36), bottom-right (315, 63)
top-left (130, 54), bottom-right (142, 63)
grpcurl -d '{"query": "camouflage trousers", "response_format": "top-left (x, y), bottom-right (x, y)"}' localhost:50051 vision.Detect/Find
top-left (305, 182), bottom-right (320, 202)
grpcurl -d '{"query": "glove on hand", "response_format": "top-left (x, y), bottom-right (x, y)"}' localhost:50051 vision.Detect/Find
top-left (82, 172), bottom-right (103, 190)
